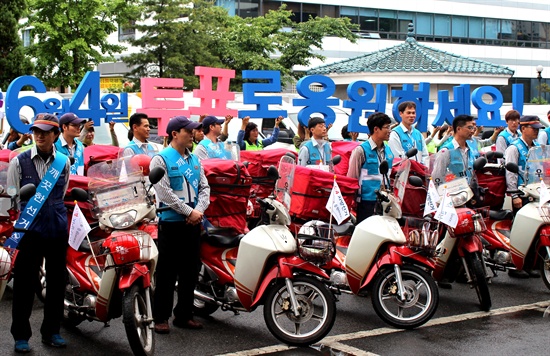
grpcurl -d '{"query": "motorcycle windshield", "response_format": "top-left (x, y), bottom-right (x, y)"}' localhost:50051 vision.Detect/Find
top-left (393, 158), bottom-right (411, 207)
top-left (275, 155), bottom-right (295, 212)
top-left (86, 158), bottom-right (148, 217)
top-left (0, 162), bottom-right (10, 217)
top-left (525, 145), bottom-right (550, 185)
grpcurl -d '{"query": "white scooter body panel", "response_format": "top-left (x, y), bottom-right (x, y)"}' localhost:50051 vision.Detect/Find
top-left (345, 215), bottom-right (406, 281)
top-left (510, 202), bottom-right (544, 260)
top-left (234, 225), bottom-right (296, 299)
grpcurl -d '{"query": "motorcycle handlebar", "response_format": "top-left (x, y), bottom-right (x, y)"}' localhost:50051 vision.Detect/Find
top-left (375, 190), bottom-right (390, 203)
top-left (256, 197), bottom-right (275, 211)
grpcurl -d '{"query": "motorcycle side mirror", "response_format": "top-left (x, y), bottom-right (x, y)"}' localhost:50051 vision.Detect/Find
top-left (332, 155), bottom-right (341, 166)
top-left (379, 160), bottom-right (389, 176)
top-left (71, 188), bottom-right (89, 202)
top-left (409, 176), bottom-right (424, 188)
top-left (149, 166), bottom-right (166, 185)
top-left (405, 148), bottom-right (418, 158)
top-left (473, 156), bottom-right (487, 171)
top-left (505, 162), bottom-right (519, 174)
top-left (266, 165), bottom-right (279, 180)
top-left (485, 151), bottom-right (503, 161)
top-left (19, 184), bottom-right (36, 201)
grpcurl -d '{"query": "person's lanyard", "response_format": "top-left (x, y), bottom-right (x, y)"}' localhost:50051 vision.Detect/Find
top-left (314, 141), bottom-right (325, 163)
top-left (4, 152), bottom-right (67, 248)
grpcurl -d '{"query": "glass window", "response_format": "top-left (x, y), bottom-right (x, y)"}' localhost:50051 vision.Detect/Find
top-left (416, 13), bottom-right (433, 35)
top-left (359, 8), bottom-right (378, 32)
top-left (516, 21), bottom-right (533, 41)
top-left (282, 1), bottom-right (301, 23)
top-left (469, 17), bottom-right (484, 38)
top-left (262, 0), bottom-right (281, 15)
top-left (398, 11), bottom-right (414, 34)
top-left (379, 9), bottom-right (397, 33)
top-left (452, 16), bottom-right (468, 37)
top-left (534, 22), bottom-right (549, 44)
top-left (434, 14), bottom-right (450, 36)
top-left (118, 22), bottom-right (136, 42)
top-left (22, 29), bottom-right (31, 47)
top-left (341, 6), bottom-right (359, 26)
top-left (302, 3), bottom-right (320, 21)
top-left (485, 19), bottom-right (499, 39)
top-left (216, 0), bottom-right (236, 16)
top-left (321, 5), bottom-right (338, 18)
top-left (238, 0), bottom-right (259, 18)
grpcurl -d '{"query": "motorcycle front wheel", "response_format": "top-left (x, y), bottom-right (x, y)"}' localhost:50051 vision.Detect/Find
top-left (263, 275), bottom-right (336, 347)
top-left (540, 248), bottom-right (550, 290)
top-left (122, 284), bottom-right (155, 356)
top-left (371, 264), bottom-right (439, 329)
top-left (465, 252), bottom-right (492, 311)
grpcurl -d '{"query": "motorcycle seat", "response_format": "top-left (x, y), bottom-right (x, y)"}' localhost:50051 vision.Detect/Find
top-left (489, 209), bottom-right (513, 221)
top-left (204, 227), bottom-right (244, 247)
top-left (333, 222), bottom-right (354, 236)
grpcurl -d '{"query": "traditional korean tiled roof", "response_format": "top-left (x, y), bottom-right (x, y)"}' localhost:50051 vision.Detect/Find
top-left (308, 30), bottom-right (514, 76)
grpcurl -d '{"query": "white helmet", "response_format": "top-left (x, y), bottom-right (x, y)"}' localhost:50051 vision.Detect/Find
top-left (0, 248), bottom-right (12, 278)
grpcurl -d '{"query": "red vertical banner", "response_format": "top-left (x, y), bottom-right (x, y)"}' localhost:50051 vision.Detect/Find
top-left (189, 67), bottom-right (238, 117)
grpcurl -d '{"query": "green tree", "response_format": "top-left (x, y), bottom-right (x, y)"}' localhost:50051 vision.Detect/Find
top-left (0, 0), bottom-right (32, 89)
top-left (26, 0), bottom-right (133, 90)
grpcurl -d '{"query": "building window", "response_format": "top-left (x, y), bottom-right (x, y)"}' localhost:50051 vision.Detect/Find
top-left (282, 1), bottom-right (301, 23)
top-left (262, 0), bottom-right (281, 15)
top-left (118, 22), bottom-right (136, 42)
top-left (434, 14), bottom-right (450, 37)
top-left (22, 29), bottom-right (31, 47)
top-left (359, 8), bottom-right (378, 32)
top-left (452, 16), bottom-right (468, 37)
top-left (416, 13), bottom-right (433, 36)
top-left (238, 0), bottom-right (259, 18)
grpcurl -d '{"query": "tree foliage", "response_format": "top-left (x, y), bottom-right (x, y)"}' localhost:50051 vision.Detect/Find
top-left (26, 0), bottom-right (134, 90)
top-left (124, 1), bottom-right (358, 90)
top-left (0, 0), bottom-right (32, 89)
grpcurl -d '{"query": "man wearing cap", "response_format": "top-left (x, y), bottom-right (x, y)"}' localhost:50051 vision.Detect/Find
top-left (150, 116), bottom-right (210, 334)
top-left (298, 117), bottom-right (332, 167)
top-left (504, 115), bottom-right (543, 278)
top-left (123, 113), bottom-right (156, 157)
top-left (193, 115), bottom-right (231, 160)
top-left (54, 112), bottom-right (86, 175)
top-left (7, 113), bottom-right (71, 352)
top-left (537, 110), bottom-right (550, 144)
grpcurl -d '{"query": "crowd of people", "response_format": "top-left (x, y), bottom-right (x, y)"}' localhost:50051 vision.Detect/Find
top-left (2, 104), bottom-right (550, 352)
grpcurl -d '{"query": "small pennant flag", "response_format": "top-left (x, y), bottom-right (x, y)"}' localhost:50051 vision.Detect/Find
top-left (434, 189), bottom-right (458, 228)
top-left (326, 177), bottom-right (351, 225)
top-left (540, 179), bottom-right (550, 207)
top-left (423, 178), bottom-right (440, 216)
top-left (68, 201), bottom-right (91, 250)
top-left (119, 160), bottom-right (129, 183)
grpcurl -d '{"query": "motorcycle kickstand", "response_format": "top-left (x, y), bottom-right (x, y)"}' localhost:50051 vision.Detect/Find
top-left (393, 264), bottom-right (407, 302)
top-left (284, 278), bottom-right (301, 317)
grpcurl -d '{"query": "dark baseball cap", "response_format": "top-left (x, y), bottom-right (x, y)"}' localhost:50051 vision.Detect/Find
top-left (166, 116), bottom-right (202, 135)
top-left (202, 115), bottom-right (224, 128)
top-left (519, 115), bottom-right (544, 129)
top-left (30, 113), bottom-right (60, 131)
top-left (59, 112), bottom-right (86, 126)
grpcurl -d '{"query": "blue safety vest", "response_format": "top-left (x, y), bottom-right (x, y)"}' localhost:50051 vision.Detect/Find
top-left (54, 138), bottom-right (84, 175)
top-left (498, 130), bottom-right (521, 148)
top-left (441, 140), bottom-right (479, 181)
top-left (19, 150), bottom-right (68, 236)
top-left (303, 140), bottom-right (332, 165)
top-left (198, 138), bottom-right (231, 159)
top-left (125, 140), bottom-right (156, 157)
top-left (360, 142), bottom-right (394, 201)
top-left (393, 126), bottom-right (424, 156)
top-left (543, 127), bottom-right (550, 144)
top-left (157, 147), bottom-right (201, 222)
top-left (512, 139), bottom-right (539, 185)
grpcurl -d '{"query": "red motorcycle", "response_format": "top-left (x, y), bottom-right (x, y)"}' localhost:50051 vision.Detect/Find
top-left (193, 156), bottom-right (337, 346)
top-left (68, 158), bottom-right (164, 356)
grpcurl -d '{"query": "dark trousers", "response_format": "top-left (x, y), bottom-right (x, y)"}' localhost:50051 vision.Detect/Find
top-left (11, 232), bottom-right (68, 341)
top-left (153, 221), bottom-right (201, 322)
top-left (357, 200), bottom-right (377, 224)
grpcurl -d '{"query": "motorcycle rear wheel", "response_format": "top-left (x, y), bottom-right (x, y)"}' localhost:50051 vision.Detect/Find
top-left (540, 249), bottom-right (550, 290)
top-left (263, 275), bottom-right (336, 346)
top-left (371, 264), bottom-right (439, 329)
top-left (466, 252), bottom-right (492, 311)
top-left (122, 284), bottom-right (155, 356)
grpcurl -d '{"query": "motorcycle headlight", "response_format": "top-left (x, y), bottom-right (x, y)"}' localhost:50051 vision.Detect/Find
top-left (108, 210), bottom-right (137, 229)
top-left (450, 191), bottom-right (469, 207)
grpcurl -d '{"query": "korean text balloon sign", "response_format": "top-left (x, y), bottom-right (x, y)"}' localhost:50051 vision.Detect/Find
top-left (4, 67), bottom-right (524, 136)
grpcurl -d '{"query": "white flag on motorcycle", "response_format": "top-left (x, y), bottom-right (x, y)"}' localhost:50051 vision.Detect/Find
top-left (69, 201), bottom-right (92, 250)
top-left (423, 178), bottom-right (440, 216)
top-left (326, 178), bottom-right (350, 225)
top-left (434, 189), bottom-right (458, 228)
top-left (540, 179), bottom-right (550, 207)
top-left (119, 160), bottom-right (129, 183)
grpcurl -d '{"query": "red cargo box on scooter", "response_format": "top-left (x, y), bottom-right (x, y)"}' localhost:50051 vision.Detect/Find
top-left (391, 160), bottom-right (429, 218)
top-left (202, 159), bottom-right (252, 234)
top-left (64, 175), bottom-right (96, 228)
top-left (290, 166), bottom-right (358, 221)
top-left (84, 145), bottom-right (122, 175)
top-left (240, 149), bottom-right (297, 217)
top-left (331, 141), bottom-right (360, 176)
top-left (0, 150), bottom-right (11, 163)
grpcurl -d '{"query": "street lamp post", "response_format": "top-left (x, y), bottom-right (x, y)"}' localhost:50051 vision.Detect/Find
top-left (536, 65), bottom-right (544, 104)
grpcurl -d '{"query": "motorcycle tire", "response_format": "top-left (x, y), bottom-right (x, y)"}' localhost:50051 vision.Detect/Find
top-left (371, 264), bottom-right (439, 329)
top-left (466, 252), bottom-right (492, 311)
top-left (35, 261), bottom-right (46, 303)
top-left (263, 275), bottom-right (336, 347)
top-left (540, 248), bottom-right (550, 290)
top-left (122, 284), bottom-right (155, 356)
